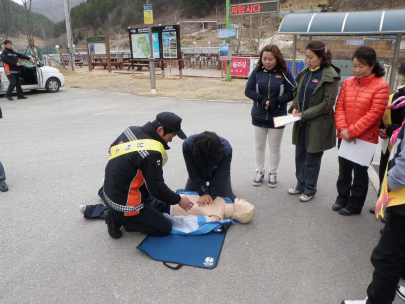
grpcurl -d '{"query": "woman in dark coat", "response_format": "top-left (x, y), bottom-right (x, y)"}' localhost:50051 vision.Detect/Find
top-left (245, 44), bottom-right (295, 188)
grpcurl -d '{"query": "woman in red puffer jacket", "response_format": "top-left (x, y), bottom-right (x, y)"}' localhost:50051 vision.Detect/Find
top-left (332, 46), bottom-right (390, 216)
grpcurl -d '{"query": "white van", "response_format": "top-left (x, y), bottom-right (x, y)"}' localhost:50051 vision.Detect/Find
top-left (0, 61), bottom-right (65, 93)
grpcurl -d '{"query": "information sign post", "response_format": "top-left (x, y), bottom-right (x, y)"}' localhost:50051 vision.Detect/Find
top-left (85, 34), bottom-right (111, 73)
top-left (144, 3), bottom-right (157, 93)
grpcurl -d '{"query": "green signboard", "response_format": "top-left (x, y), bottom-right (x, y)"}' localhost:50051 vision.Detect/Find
top-left (87, 37), bottom-right (106, 43)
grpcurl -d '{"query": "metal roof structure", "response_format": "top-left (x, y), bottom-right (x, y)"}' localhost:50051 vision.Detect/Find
top-left (277, 9), bottom-right (405, 91)
top-left (278, 9), bottom-right (405, 35)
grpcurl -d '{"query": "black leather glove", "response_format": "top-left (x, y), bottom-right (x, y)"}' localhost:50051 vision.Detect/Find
top-left (267, 97), bottom-right (279, 113)
top-left (260, 95), bottom-right (269, 109)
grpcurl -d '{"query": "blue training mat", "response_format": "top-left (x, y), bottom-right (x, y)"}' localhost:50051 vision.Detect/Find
top-left (137, 231), bottom-right (227, 269)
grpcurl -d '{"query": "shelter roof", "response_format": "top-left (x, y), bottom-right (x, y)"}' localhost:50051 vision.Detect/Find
top-left (278, 9), bottom-right (405, 35)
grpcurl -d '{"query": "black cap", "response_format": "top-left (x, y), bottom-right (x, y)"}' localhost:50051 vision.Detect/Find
top-left (156, 112), bottom-right (187, 139)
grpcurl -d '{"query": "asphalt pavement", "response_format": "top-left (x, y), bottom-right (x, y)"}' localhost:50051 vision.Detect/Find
top-left (0, 88), bottom-right (402, 304)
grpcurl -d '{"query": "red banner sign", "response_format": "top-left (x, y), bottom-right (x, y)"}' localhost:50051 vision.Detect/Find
top-left (225, 58), bottom-right (250, 77)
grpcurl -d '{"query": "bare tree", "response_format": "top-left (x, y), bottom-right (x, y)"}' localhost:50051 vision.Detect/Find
top-left (244, 18), bottom-right (266, 54)
top-left (0, 0), bottom-right (13, 50)
top-left (20, 0), bottom-right (38, 57)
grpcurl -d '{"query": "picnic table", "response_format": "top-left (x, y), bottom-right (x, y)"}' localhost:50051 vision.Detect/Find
top-left (124, 59), bottom-right (151, 71)
top-left (62, 59), bottom-right (83, 68)
top-left (91, 57), bottom-right (107, 69)
top-left (89, 57), bottom-right (131, 70)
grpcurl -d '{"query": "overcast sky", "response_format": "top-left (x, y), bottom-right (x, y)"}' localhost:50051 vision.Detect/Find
top-left (12, 0), bottom-right (24, 4)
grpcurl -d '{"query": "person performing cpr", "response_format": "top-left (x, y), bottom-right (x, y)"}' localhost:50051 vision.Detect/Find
top-left (99, 112), bottom-right (193, 239)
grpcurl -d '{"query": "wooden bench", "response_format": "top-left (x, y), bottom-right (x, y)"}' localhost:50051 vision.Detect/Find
top-left (155, 61), bottom-right (168, 69)
top-left (75, 60), bottom-right (83, 68)
top-left (91, 62), bottom-right (107, 69)
top-left (123, 62), bottom-right (149, 71)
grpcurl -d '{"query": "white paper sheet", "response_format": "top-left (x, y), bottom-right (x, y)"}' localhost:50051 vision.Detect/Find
top-left (273, 115), bottom-right (301, 128)
top-left (380, 137), bottom-right (389, 154)
top-left (338, 139), bottom-right (377, 167)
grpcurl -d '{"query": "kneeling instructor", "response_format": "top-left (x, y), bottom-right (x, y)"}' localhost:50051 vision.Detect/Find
top-left (101, 112), bottom-right (194, 238)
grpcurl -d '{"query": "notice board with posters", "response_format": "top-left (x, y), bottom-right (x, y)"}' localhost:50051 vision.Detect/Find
top-left (128, 25), bottom-right (181, 60)
top-left (85, 34), bottom-right (111, 72)
top-left (87, 35), bottom-right (108, 56)
top-left (129, 27), bottom-right (160, 59)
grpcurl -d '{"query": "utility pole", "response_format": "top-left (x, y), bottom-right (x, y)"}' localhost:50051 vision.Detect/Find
top-left (225, 0), bottom-right (232, 82)
top-left (64, 0), bottom-right (75, 71)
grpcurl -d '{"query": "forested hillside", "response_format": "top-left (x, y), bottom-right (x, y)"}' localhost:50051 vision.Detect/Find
top-left (0, 0), bottom-right (54, 38)
top-left (30, 0), bottom-right (87, 23)
top-left (52, 0), bottom-right (246, 38)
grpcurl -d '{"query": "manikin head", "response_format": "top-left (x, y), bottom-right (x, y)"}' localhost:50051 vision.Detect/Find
top-left (231, 198), bottom-right (255, 224)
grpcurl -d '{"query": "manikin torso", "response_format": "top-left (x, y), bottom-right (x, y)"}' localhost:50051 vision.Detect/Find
top-left (171, 195), bottom-right (253, 222)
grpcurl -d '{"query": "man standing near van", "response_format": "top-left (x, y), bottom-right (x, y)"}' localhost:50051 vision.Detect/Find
top-left (1, 40), bottom-right (35, 101)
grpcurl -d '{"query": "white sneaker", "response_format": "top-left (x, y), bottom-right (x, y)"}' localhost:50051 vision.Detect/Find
top-left (79, 205), bottom-right (86, 214)
top-left (252, 171), bottom-right (264, 186)
top-left (268, 173), bottom-right (277, 188)
top-left (341, 298), bottom-right (367, 304)
top-left (397, 285), bottom-right (405, 302)
top-left (299, 193), bottom-right (314, 202)
top-left (288, 187), bottom-right (301, 195)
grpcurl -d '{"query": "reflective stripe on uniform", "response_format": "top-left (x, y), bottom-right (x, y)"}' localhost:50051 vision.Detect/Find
top-left (109, 139), bottom-right (168, 166)
top-left (103, 190), bottom-right (145, 213)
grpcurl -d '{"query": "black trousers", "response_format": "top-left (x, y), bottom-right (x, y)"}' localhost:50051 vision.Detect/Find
top-left (295, 126), bottom-right (324, 196)
top-left (335, 152), bottom-right (369, 213)
top-left (97, 187), bottom-right (172, 236)
top-left (378, 150), bottom-right (390, 195)
top-left (367, 213), bottom-right (405, 304)
top-left (115, 202), bottom-right (172, 236)
top-left (184, 175), bottom-right (235, 202)
top-left (6, 74), bottom-right (24, 96)
top-left (0, 161), bottom-right (5, 183)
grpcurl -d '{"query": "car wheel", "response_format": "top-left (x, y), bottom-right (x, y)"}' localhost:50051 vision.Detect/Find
top-left (45, 78), bottom-right (60, 92)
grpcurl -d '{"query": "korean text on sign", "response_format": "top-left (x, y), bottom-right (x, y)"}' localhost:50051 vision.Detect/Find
top-left (230, 4), bottom-right (261, 15)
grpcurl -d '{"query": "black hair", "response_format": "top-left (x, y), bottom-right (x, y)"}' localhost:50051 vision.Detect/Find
top-left (151, 119), bottom-right (174, 136)
top-left (306, 40), bottom-right (332, 68)
top-left (3, 40), bottom-right (12, 45)
top-left (192, 131), bottom-right (223, 166)
top-left (255, 44), bottom-right (287, 73)
top-left (398, 62), bottom-right (405, 77)
top-left (352, 46), bottom-right (385, 78)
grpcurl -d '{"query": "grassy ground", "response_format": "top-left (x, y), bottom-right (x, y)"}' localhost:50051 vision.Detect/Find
top-left (63, 70), bottom-right (252, 102)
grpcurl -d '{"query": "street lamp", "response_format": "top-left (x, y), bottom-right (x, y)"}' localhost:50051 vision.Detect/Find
top-left (193, 42), bottom-right (196, 49)
top-left (55, 45), bottom-right (60, 63)
top-left (208, 42), bottom-right (210, 48)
